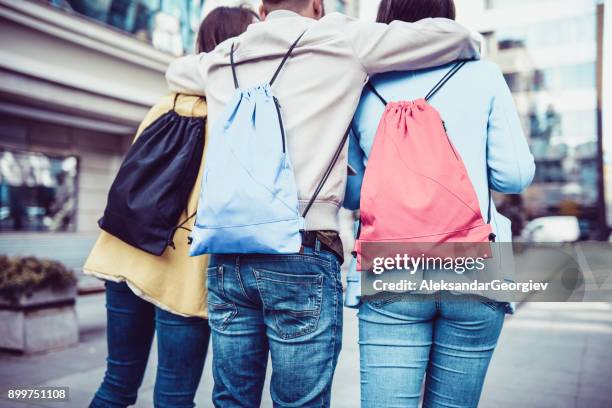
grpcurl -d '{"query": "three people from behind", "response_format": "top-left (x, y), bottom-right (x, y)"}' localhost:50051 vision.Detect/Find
top-left (90, 0), bottom-right (534, 406)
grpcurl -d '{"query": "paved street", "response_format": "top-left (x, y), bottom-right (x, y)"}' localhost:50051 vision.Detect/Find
top-left (1, 295), bottom-right (612, 408)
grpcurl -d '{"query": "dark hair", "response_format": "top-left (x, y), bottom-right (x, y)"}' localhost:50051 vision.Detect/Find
top-left (196, 7), bottom-right (259, 53)
top-left (376, 0), bottom-right (456, 24)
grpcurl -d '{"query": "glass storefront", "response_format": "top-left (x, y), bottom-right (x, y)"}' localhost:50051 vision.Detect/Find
top-left (0, 150), bottom-right (78, 232)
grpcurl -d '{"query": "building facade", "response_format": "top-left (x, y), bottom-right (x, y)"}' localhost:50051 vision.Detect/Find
top-left (0, 0), bottom-right (177, 239)
top-left (455, 0), bottom-right (609, 239)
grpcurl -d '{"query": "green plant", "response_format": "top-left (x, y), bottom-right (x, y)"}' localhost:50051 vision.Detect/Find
top-left (0, 255), bottom-right (76, 303)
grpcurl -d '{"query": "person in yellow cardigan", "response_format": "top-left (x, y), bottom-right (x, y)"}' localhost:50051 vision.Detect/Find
top-left (85, 7), bottom-right (259, 408)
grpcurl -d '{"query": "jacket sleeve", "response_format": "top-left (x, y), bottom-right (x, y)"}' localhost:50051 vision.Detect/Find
top-left (486, 65), bottom-right (536, 193)
top-left (165, 54), bottom-right (208, 96)
top-left (343, 17), bottom-right (480, 75)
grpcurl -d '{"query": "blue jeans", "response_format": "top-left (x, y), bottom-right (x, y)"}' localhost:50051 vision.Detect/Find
top-left (207, 244), bottom-right (343, 408)
top-left (89, 281), bottom-right (210, 408)
top-left (359, 292), bottom-right (505, 408)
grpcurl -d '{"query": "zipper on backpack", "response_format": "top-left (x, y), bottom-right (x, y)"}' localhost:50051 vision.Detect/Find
top-left (273, 96), bottom-right (286, 153)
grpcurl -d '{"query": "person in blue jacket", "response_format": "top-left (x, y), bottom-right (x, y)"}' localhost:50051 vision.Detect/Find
top-left (344, 1), bottom-right (536, 407)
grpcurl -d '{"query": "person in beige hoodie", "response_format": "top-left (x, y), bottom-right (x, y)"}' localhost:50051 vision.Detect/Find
top-left (86, 7), bottom-right (259, 408)
top-left (165, 1), bottom-right (481, 407)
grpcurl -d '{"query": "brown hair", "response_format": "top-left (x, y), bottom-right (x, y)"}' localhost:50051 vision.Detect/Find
top-left (376, 0), bottom-right (456, 24)
top-left (196, 7), bottom-right (259, 53)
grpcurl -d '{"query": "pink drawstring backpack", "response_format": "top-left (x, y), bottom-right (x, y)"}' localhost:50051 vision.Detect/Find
top-left (354, 62), bottom-right (496, 267)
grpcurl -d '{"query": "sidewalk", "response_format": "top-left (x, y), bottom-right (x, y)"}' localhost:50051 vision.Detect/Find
top-left (1, 296), bottom-right (611, 407)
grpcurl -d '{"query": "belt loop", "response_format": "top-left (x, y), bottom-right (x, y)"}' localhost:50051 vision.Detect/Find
top-left (314, 236), bottom-right (321, 254)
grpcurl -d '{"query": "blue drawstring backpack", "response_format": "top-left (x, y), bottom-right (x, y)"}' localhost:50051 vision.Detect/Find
top-left (189, 33), bottom-right (348, 256)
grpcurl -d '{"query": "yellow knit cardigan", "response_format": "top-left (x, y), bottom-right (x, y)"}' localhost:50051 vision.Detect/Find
top-left (84, 94), bottom-right (209, 318)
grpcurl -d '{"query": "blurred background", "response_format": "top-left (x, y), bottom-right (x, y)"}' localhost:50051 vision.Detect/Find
top-left (0, 0), bottom-right (611, 407)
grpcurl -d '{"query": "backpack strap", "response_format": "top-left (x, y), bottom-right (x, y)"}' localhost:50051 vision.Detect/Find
top-left (486, 165), bottom-right (496, 242)
top-left (368, 62), bottom-right (468, 105)
top-left (424, 61), bottom-right (496, 239)
top-left (230, 43), bottom-right (240, 89)
top-left (301, 126), bottom-right (350, 220)
top-left (270, 31), bottom-right (306, 86)
top-left (487, 189), bottom-right (493, 224)
top-left (425, 61), bottom-right (467, 102)
top-left (366, 82), bottom-right (388, 105)
top-left (168, 211), bottom-right (197, 250)
top-left (230, 31), bottom-right (306, 89)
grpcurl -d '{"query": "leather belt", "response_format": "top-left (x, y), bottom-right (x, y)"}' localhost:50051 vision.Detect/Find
top-left (300, 230), bottom-right (344, 263)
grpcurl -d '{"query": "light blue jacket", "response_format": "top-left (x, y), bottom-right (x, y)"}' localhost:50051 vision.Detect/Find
top-left (344, 61), bottom-right (536, 308)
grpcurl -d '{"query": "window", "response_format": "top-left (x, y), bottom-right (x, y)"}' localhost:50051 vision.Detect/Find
top-left (487, 0), bottom-right (597, 10)
top-left (496, 14), bottom-right (597, 51)
top-left (503, 63), bottom-right (596, 92)
top-left (0, 150), bottom-right (78, 232)
top-left (49, 0), bottom-right (207, 55)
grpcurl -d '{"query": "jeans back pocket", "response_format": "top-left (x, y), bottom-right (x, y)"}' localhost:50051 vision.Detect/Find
top-left (253, 268), bottom-right (323, 340)
top-left (207, 266), bottom-right (238, 331)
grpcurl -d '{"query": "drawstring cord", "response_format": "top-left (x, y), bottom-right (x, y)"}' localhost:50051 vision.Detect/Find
top-left (168, 211), bottom-right (197, 249)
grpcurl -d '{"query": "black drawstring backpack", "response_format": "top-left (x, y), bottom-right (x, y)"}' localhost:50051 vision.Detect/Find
top-left (99, 94), bottom-right (206, 255)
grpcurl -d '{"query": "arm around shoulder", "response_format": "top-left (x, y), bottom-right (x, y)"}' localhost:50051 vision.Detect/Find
top-left (165, 54), bottom-right (207, 96)
top-left (342, 16), bottom-right (480, 75)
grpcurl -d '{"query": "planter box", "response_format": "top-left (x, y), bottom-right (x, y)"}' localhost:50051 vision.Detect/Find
top-left (0, 286), bottom-right (78, 354)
